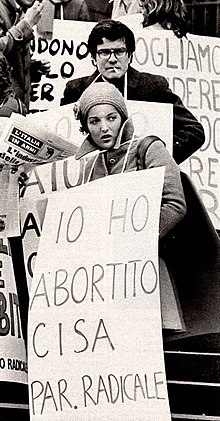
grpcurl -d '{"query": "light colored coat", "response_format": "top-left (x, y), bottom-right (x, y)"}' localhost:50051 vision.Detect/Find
top-left (76, 126), bottom-right (186, 240)
top-left (76, 123), bottom-right (187, 330)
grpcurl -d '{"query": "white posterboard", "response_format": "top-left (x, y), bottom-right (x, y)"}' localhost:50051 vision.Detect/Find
top-left (28, 167), bottom-right (171, 420)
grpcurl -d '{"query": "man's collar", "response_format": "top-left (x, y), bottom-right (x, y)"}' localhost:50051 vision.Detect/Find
top-left (99, 66), bottom-right (140, 89)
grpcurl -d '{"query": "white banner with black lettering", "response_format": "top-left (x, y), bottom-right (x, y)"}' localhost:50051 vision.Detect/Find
top-left (28, 167), bottom-right (171, 420)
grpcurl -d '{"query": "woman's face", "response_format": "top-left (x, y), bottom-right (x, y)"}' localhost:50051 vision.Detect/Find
top-left (87, 104), bottom-right (122, 150)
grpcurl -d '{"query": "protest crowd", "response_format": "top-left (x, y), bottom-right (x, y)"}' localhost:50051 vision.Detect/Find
top-left (0, 0), bottom-right (220, 420)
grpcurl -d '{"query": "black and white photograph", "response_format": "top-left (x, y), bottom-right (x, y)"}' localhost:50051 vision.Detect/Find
top-left (0, 0), bottom-right (219, 420)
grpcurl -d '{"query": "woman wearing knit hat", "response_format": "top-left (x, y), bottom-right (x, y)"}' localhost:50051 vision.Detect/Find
top-left (75, 81), bottom-right (187, 331)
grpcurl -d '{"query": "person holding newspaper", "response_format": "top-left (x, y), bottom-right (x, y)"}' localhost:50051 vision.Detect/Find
top-left (61, 19), bottom-right (205, 165)
top-left (74, 81), bottom-right (187, 330)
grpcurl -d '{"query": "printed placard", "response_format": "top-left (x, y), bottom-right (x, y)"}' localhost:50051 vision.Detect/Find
top-left (28, 167), bottom-right (171, 420)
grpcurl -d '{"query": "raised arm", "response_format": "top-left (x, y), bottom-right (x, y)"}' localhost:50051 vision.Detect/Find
top-left (0, 1), bottom-right (43, 54)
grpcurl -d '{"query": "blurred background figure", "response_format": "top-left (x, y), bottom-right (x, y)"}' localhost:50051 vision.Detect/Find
top-left (0, 53), bottom-right (27, 117)
top-left (110, 0), bottom-right (142, 19)
top-left (53, 0), bottom-right (90, 20)
top-left (0, 0), bottom-right (50, 111)
top-left (140, 0), bottom-right (188, 38)
top-left (37, 0), bottom-right (90, 39)
top-left (85, 0), bottom-right (113, 21)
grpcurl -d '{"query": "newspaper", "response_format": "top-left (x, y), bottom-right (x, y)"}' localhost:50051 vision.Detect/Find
top-left (0, 113), bottom-right (78, 237)
top-left (0, 113), bottom-right (78, 171)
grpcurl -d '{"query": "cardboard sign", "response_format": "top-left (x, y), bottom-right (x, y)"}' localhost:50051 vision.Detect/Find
top-left (0, 237), bottom-right (27, 384)
top-left (28, 167), bottom-right (171, 420)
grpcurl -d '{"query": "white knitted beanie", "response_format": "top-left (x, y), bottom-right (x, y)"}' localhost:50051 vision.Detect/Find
top-left (79, 82), bottom-right (128, 129)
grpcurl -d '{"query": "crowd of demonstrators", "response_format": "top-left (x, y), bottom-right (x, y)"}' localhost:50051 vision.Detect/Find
top-left (75, 81), bottom-right (187, 330)
top-left (140, 0), bottom-right (189, 38)
top-left (0, 0), bottom-right (216, 342)
top-left (0, 0), bottom-right (50, 111)
top-left (61, 19), bottom-right (205, 165)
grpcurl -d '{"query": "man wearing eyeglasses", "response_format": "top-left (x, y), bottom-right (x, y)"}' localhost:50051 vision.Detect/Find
top-left (61, 19), bottom-right (205, 164)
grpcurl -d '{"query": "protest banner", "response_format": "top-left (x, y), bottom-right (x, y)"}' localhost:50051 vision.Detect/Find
top-left (20, 101), bottom-right (172, 289)
top-left (0, 237), bottom-right (27, 384)
top-left (30, 19), bottom-right (220, 228)
top-left (28, 167), bottom-right (171, 420)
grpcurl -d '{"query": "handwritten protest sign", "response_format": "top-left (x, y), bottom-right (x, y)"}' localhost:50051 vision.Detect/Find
top-left (0, 237), bottom-right (27, 384)
top-left (31, 21), bottom-right (94, 110)
top-left (28, 167), bottom-right (171, 420)
top-left (126, 24), bottom-right (220, 229)
top-left (20, 101), bottom-right (172, 289)
top-left (31, 20), bottom-right (220, 228)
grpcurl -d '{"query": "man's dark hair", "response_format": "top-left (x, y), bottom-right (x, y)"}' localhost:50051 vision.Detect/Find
top-left (87, 19), bottom-right (136, 58)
